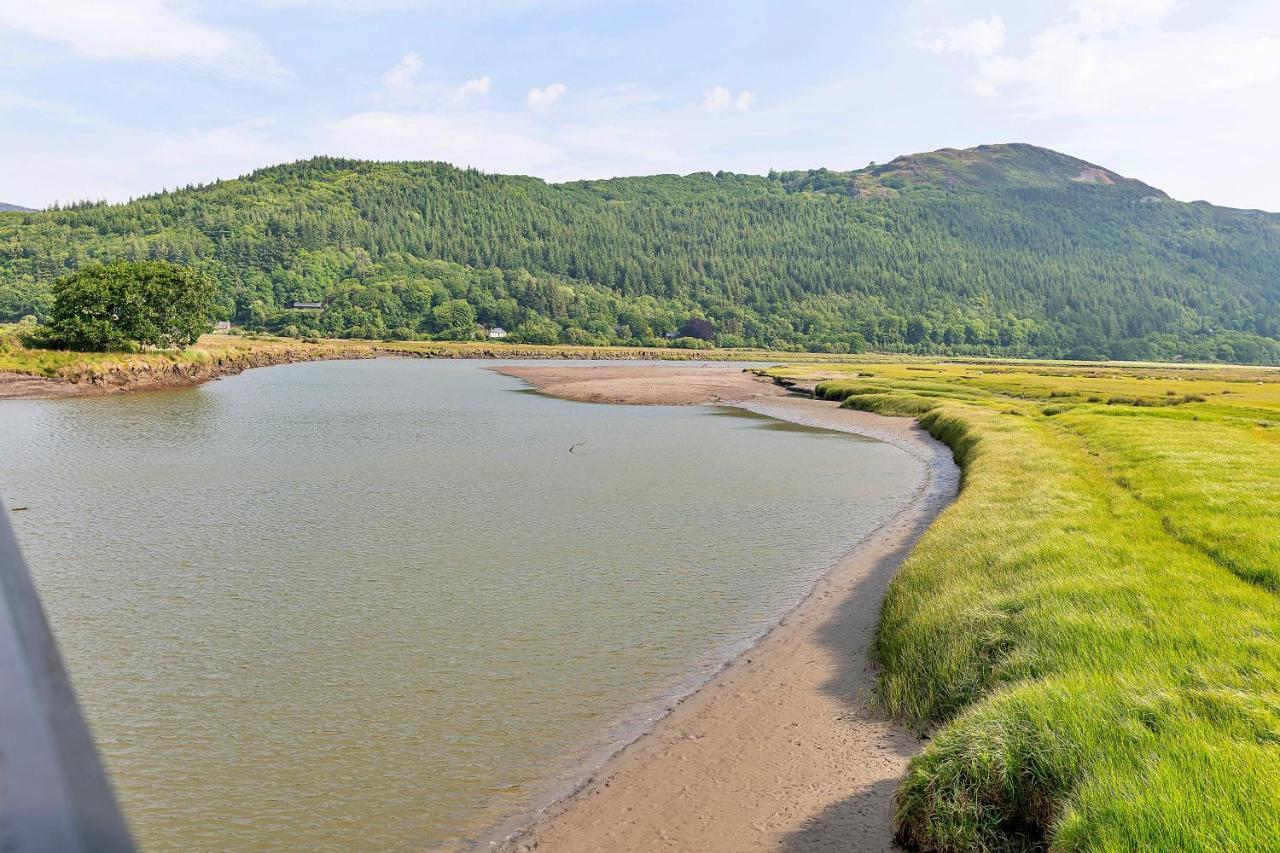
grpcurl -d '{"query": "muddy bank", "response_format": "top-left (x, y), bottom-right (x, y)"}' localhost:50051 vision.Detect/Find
top-left (0, 341), bottom-right (805, 401)
top-left (0, 343), bottom-right (376, 400)
top-left (490, 367), bottom-right (960, 853)
top-left (491, 363), bottom-right (790, 405)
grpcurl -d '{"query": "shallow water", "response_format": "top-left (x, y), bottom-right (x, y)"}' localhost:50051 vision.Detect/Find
top-left (0, 359), bottom-right (922, 851)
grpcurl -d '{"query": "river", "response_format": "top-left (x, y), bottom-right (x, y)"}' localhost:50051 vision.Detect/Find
top-left (0, 359), bottom-right (922, 850)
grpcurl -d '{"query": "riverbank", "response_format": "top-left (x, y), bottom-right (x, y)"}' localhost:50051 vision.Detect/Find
top-left (6, 327), bottom-right (1263, 402)
top-left (0, 335), bottom-right (377, 399)
top-left (0, 334), bottom-right (829, 400)
top-left (491, 366), bottom-right (960, 852)
top-left (765, 361), bottom-right (1280, 850)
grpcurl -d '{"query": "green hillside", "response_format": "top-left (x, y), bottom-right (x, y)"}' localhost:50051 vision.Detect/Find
top-left (3, 143), bottom-right (1279, 361)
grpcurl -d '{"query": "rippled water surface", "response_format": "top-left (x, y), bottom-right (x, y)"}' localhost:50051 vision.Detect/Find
top-left (0, 359), bottom-right (922, 850)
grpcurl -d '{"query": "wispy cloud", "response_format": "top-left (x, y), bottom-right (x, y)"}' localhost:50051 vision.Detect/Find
top-left (703, 85), bottom-right (752, 112)
top-left (915, 16), bottom-right (1006, 59)
top-left (458, 75), bottom-right (492, 97)
top-left (377, 53), bottom-right (493, 107)
top-left (381, 51), bottom-right (423, 96)
top-left (0, 0), bottom-right (289, 82)
top-left (918, 1), bottom-right (1280, 116)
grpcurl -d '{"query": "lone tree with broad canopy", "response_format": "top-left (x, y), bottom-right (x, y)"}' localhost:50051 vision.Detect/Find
top-left (39, 261), bottom-right (215, 351)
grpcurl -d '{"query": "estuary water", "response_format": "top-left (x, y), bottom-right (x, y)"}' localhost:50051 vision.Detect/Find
top-left (0, 359), bottom-right (922, 850)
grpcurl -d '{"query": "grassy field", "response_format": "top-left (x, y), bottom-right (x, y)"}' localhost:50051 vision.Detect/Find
top-left (764, 360), bottom-right (1280, 851)
top-left (10, 322), bottom-right (1270, 383)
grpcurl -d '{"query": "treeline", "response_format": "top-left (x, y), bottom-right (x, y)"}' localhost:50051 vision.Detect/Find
top-left (3, 144), bottom-right (1279, 361)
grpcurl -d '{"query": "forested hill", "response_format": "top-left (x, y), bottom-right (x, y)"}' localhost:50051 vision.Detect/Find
top-left (3, 142), bottom-right (1280, 361)
top-left (0, 202), bottom-right (32, 212)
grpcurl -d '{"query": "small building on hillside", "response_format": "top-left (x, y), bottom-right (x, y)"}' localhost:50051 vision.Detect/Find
top-left (291, 301), bottom-right (324, 311)
top-left (488, 327), bottom-right (508, 339)
top-left (212, 320), bottom-right (232, 333)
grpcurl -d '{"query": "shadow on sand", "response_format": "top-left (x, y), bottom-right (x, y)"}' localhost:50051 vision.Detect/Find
top-left (777, 428), bottom-right (958, 852)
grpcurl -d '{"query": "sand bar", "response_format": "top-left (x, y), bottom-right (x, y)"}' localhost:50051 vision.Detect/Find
top-left (490, 365), bottom-right (959, 852)
top-left (492, 363), bottom-right (792, 405)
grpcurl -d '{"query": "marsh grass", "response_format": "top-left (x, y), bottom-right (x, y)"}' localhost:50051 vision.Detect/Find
top-left (767, 361), bottom-right (1280, 851)
top-left (0, 327), bottom-right (376, 383)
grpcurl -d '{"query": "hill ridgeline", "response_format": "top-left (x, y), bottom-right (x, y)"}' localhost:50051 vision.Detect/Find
top-left (2, 143), bottom-right (1278, 362)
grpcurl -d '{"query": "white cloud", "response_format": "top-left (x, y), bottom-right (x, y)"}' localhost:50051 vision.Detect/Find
top-left (0, 0), bottom-right (288, 81)
top-left (382, 52), bottom-right (423, 96)
top-left (920, 2), bottom-right (1280, 117)
top-left (703, 86), bottom-right (731, 111)
top-left (915, 15), bottom-right (1007, 59)
top-left (378, 55), bottom-right (492, 105)
top-left (527, 82), bottom-right (566, 108)
top-left (458, 75), bottom-right (492, 97)
top-left (703, 86), bottom-right (753, 112)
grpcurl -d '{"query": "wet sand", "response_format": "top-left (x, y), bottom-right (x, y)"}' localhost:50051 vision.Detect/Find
top-left (492, 366), bottom-right (960, 852)
top-left (2, 355), bottom-right (788, 402)
top-left (0, 371), bottom-right (90, 399)
top-left (492, 363), bottom-right (791, 405)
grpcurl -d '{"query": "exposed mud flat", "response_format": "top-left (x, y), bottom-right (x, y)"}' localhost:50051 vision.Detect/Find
top-left (491, 363), bottom-right (790, 405)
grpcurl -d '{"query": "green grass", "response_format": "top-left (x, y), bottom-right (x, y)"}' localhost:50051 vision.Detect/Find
top-left (0, 324), bottom-right (211, 377)
top-left (0, 326), bottom-right (376, 383)
top-left (766, 361), bottom-right (1280, 851)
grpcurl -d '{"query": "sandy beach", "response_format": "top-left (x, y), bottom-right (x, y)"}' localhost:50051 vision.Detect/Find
top-left (492, 363), bottom-right (793, 406)
top-left (491, 365), bottom-right (959, 852)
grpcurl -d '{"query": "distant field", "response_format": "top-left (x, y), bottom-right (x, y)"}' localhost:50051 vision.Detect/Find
top-left (764, 360), bottom-right (1280, 851)
top-left (0, 328), bottom-right (945, 387)
top-left (7, 325), bottom-right (1276, 385)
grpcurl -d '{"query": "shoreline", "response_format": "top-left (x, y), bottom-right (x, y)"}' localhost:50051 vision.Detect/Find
top-left (0, 336), bottom-right (863, 401)
top-left (0, 339), bottom-right (377, 400)
top-left (6, 354), bottom-right (961, 849)
top-left (487, 366), bottom-right (960, 852)
top-left (7, 333), bottom-right (1268, 403)
top-left (491, 363), bottom-right (793, 406)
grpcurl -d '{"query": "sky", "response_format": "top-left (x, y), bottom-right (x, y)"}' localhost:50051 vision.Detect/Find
top-left (2, 0), bottom-right (1279, 210)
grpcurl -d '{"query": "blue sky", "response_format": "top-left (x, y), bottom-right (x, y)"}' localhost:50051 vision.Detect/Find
top-left (2, 0), bottom-right (1279, 209)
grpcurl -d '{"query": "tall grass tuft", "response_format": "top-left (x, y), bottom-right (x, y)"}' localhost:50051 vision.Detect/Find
top-left (789, 362), bottom-right (1280, 851)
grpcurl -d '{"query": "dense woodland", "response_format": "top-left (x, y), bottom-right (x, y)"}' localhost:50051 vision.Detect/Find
top-left (3, 143), bottom-right (1279, 361)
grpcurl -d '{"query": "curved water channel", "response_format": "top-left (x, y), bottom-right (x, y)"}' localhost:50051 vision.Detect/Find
top-left (0, 359), bottom-right (923, 850)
